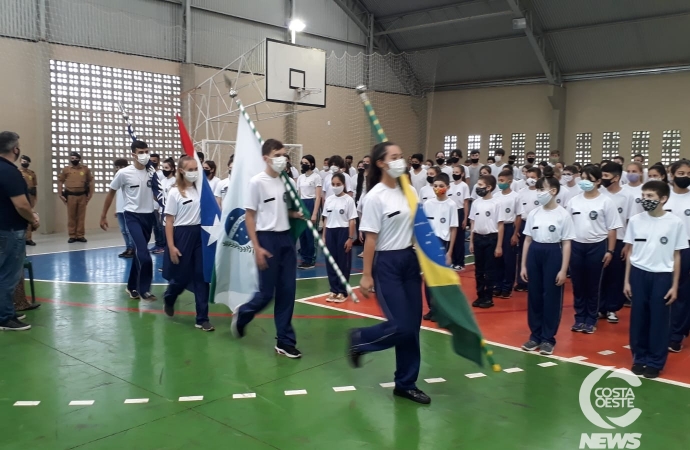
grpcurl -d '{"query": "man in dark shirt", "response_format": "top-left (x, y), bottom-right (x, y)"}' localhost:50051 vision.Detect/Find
top-left (0, 131), bottom-right (39, 330)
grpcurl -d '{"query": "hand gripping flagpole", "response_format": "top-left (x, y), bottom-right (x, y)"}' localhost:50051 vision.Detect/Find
top-left (355, 85), bottom-right (500, 371)
top-left (231, 92), bottom-right (360, 303)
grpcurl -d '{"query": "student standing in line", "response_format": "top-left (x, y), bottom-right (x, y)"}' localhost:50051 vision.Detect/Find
top-left (100, 140), bottom-right (157, 301)
top-left (320, 157), bottom-right (331, 179)
top-left (560, 165), bottom-right (582, 203)
top-left (422, 172), bottom-right (458, 320)
top-left (648, 164), bottom-right (668, 184)
top-left (322, 155), bottom-right (354, 201)
top-left (567, 165), bottom-right (622, 334)
top-left (470, 175), bottom-right (505, 309)
top-left (202, 160), bottom-right (220, 194)
top-left (448, 149), bottom-right (463, 168)
top-left (470, 166), bottom-right (496, 199)
top-left (148, 153), bottom-right (166, 254)
top-left (598, 162), bottom-right (636, 324)
top-left (419, 166), bottom-right (439, 204)
top-left (322, 173), bottom-right (357, 303)
top-left (623, 162), bottom-right (644, 215)
top-left (214, 156), bottom-right (233, 210)
top-left (514, 167), bottom-right (542, 292)
top-left (489, 148), bottom-right (507, 177)
top-left (113, 158), bottom-right (134, 259)
top-left (347, 141), bottom-right (430, 404)
top-left (663, 160), bottom-right (690, 353)
top-left (449, 165), bottom-right (470, 270)
top-left (494, 169), bottom-right (520, 298)
top-left (232, 139), bottom-right (304, 359)
top-left (624, 180), bottom-right (686, 378)
top-left (632, 154), bottom-right (649, 181)
top-left (345, 155), bottom-right (357, 179)
top-left (520, 175), bottom-right (575, 355)
top-left (408, 153), bottom-right (428, 194)
top-left (297, 154), bottom-right (322, 270)
top-left (423, 159), bottom-right (434, 171)
top-left (435, 151), bottom-right (453, 177)
top-left (162, 156), bottom-right (213, 331)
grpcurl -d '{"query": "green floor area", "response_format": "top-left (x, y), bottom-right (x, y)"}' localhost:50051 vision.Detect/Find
top-left (1, 280), bottom-right (688, 449)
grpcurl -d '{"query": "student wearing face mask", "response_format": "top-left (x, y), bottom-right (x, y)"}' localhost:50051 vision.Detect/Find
top-left (408, 153), bottom-right (427, 194)
top-left (322, 155), bottom-right (354, 201)
top-left (449, 165), bottom-right (470, 270)
top-left (470, 166), bottom-right (497, 200)
top-left (320, 157), bottom-right (330, 179)
top-left (514, 167), bottom-right (542, 292)
top-left (100, 140), bottom-right (158, 301)
top-left (322, 173), bottom-right (357, 302)
top-left (162, 156), bottom-right (214, 331)
top-left (520, 176), bottom-right (575, 356)
top-left (232, 139), bottom-right (305, 359)
top-left (435, 151), bottom-right (453, 177)
top-left (560, 165), bottom-right (582, 204)
top-left (113, 159), bottom-right (134, 258)
top-left (632, 153), bottom-right (649, 181)
top-left (297, 154), bottom-right (322, 269)
top-left (424, 159), bottom-right (434, 171)
top-left (567, 165), bottom-right (622, 334)
top-left (448, 149), bottom-right (462, 167)
top-left (19, 155), bottom-right (37, 246)
top-left (623, 162), bottom-right (644, 216)
top-left (148, 153), bottom-right (166, 254)
top-left (495, 169), bottom-right (520, 298)
top-left (419, 166), bottom-right (439, 205)
top-left (348, 141), bottom-right (430, 405)
top-left (647, 164), bottom-right (668, 184)
top-left (522, 151), bottom-right (537, 173)
top-left (214, 155), bottom-right (233, 210)
top-left (345, 155), bottom-right (357, 179)
top-left (489, 148), bottom-right (507, 177)
top-left (663, 160), bottom-right (690, 353)
top-left (202, 160), bottom-right (219, 194)
top-left (57, 151), bottom-right (94, 243)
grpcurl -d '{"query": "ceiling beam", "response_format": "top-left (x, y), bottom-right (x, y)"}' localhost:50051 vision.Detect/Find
top-left (377, 0), bottom-right (492, 22)
top-left (505, 0), bottom-right (560, 84)
top-left (375, 11), bottom-right (512, 36)
top-left (404, 34), bottom-right (525, 52)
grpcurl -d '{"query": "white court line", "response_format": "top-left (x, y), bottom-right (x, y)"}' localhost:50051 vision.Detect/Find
top-left (296, 296), bottom-right (690, 389)
top-left (285, 390), bottom-right (307, 396)
top-left (34, 279), bottom-right (168, 286)
top-left (424, 378), bottom-right (446, 383)
top-left (568, 356), bottom-right (589, 362)
top-left (14, 401), bottom-right (40, 406)
top-left (333, 386), bottom-right (357, 392)
top-left (178, 396), bottom-right (203, 402)
top-left (598, 350), bottom-right (616, 356)
top-left (623, 345), bottom-right (631, 349)
top-left (69, 400), bottom-right (94, 406)
top-left (233, 393), bottom-right (256, 399)
top-left (379, 382), bottom-right (395, 388)
top-left (538, 362), bottom-right (558, 368)
top-left (503, 368), bottom-right (524, 374)
top-left (28, 245), bottom-right (122, 257)
top-left (465, 373), bottom-right (486, 379)
top-left (124, 398), bottom-right (149, 404)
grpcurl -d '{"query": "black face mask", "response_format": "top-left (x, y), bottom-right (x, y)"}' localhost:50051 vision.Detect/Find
top-left (600, 178), bottom-right (615, 188)
top-left (436, 158), bottom-right (445, 165)
top-left (476, 187), bottom-right (489, 198)
top-left (449, 157), bottom-right (459, 164)
top-left (71, 160), bottom-right (80, 166)
top-left (470, 158), bottom-right (479, 164)
top-left (162, 169), bottom-right (173, 178)
top-left (358, 167), bottom-right (365, 173)
top-left (203, 169), bottom-right (212, 177)
top-left (426, 176), bottom-right (434, 184)
top-left (363, 163), bottom-right (370, 170)
top-left (411, 163), bottom-right (421, 170)
top-left (21, 163), bottom-right (29, 169)
top-left (151, 162), bottom-right (159, 169)
top-left (526, 157), bottom-right (536, 164)
top-left (675, 176), bottom-right (690, 189)
top-left (301, 163), bottom-right (311, 173)
top-left (452, 174), bottom-right (462, 181)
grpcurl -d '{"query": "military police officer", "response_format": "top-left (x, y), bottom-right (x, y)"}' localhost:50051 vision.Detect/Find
top-left (57, 152), bottom-right (93, 243)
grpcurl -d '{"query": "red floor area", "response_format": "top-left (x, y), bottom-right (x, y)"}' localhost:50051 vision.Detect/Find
top-left (306, 266), bottom-right (690, 385)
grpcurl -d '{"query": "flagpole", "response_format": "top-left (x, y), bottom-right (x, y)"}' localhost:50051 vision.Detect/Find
top-left (231, 93), bottom-right (360, 303)
top-left (355, 85), bottom-right (500, 371)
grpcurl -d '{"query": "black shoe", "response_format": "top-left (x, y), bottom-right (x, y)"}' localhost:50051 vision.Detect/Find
top-left (25, 240), bottom-right (36, 246)
top-left (231, 312), bottom-right (245, 338)
top-left (623, 299), bottom-right (632, 308)
top-left (423, 311), bottom-right (433, 321)
top-left (141, 292), bottom-right (157, 301)
top-left (393, 388), bottom-right (431, 405)
top-left (477, 299), bottom-right (494, 309)
top-left (472, 298), bottom-right (482, 307)
top-left (164, 303), bottom-right (174, 317)
top-left (77, 238), bottom-right (87, 243)
top-left (514, 286), bottom-right (527, 292)
top-left (126, 289), bottom-right (140, 299)
top-left (669, 342), bottom-right (682, 353)
top-left (275, 342), bottom-right (302, 358)
top-left (195, 321), bottom-right (215, 332)
top-left (500, 291), bottom-right (512, 299)
top-left (68, 238), bottom-right (77, 243)
top-left (298, 262), bottom-right (315, 270)
top-left (0, 319), bottom-right (31, 331)
top-left (347, 329), bottom-right (364, 368)
top-left (631, 364), bottom-right (645, 376)
top-left (643, 366), bottom-right (660, 379)
top-left (119, 249), bottom-right (134, 258)
top-left (492, 289), bottom-right (501, 297)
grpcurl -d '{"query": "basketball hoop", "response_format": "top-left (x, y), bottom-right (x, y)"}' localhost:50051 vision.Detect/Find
top-left (295, 87), bottom-right (322, 96)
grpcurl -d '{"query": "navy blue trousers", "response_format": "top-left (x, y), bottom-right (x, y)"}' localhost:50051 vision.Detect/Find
top-left (451, 208), bottom-right (466, 267)
top-left (570, 240), bottom-right (606, 326)
top-left (298, 198), bottom-right (316, 265)
top-left (515, 221), bottom-right (528, 290)
top-left (163, 225), bottom-right (209, 324)
top-left (527, 242), bottom-right (564, 345)
top-left (425, 239), bottom-right (449, 309)
top-left (123, 211), bottom-right (155, 295)
top-left (630, 266), bottom-right (673, 369)
top-left (599, 240), bottom-right (626, 314)
top-left (152, 210), bottom-right (166, 247)
top-left (325, 227), bottom-right (351, 295)
top-left (236, 231), bottom-right (297, 347)
top-left (351, 248), bottom-right (422, 390)
top-left (474, 233), bottom-right (498, 301)
top-left (497, 223), bottom-right (517, 292)
top-left (670, 247), bottom-right (690, 344)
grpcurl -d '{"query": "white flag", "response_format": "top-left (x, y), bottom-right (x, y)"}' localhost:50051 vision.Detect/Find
top-left (211, 112), bottom-right (265, 311)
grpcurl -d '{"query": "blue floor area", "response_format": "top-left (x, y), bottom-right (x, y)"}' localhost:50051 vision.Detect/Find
top-left (29, 245), bottom-right (366, 284)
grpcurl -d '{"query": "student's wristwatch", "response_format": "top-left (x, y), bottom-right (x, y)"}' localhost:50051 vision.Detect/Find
top-left (606, 249), bottom-right (614, 254)
top-left (348, 236), bottom-right (355, 240)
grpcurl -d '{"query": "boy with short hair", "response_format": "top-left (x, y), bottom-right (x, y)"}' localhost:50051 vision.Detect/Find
top-left (470, 175), bottom-right (505, 308)
top-left (495, 169), bottom-right (519, 298)
top-left (624, 180), bottom-right (687, 379)
top-left (489, 149), bottom-right (506, 177)
top-left (467, 149), bottom-right (482, 192)
top-left (422, 172), bottom-right (458, 320)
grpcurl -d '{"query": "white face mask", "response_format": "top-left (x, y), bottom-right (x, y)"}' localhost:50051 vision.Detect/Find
top-left (322, 165), bottom-right (329, 171)
top-left (183, 171), bottom-right (199, 182)
top-left (270, 156), bottom-right (287, 173)
top-left (536, 191), bottom-right (553, 205)
top-left (421, 164), bottom-right (429, 170)
top-left (525, 178), bottom-right (537, 187)
top-left (494, 155), bottom-right (502, 163)
top-left (386, 158), bottom-right (407, 178)
top-left (137, 153), bottom-right (150, 165)
top-left (331, 185), bottom-right (344, 195)
top-left (562, 174), bottom-right (573, 183)
top-left (330, 165), bottom-right (339, 174)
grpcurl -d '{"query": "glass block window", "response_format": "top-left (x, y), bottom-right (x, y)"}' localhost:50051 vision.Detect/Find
top-left (49, 60), bottom-right (182, 193)
top-left (468, 134), bottom-right (481, 152)
top-left (511, 133), bottom-right (526, 164)
top-left (662, 130), bottom-right (681, 166)
top-left (443, 135), bottom-right (457, 157)
top-left (575, 132), bottom-right (592, 165)
top-left (535, 133), bottom-right (550, 162)
top-left (489, 134), bottom-right (502, 150)
top-left (602, 131), bottom-right (620, 161)
top-left (631, 131), bottom-right (650, 163)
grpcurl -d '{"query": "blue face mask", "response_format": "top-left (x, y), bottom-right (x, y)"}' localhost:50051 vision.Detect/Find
top-left (578, 179), bottom-right (595, 192)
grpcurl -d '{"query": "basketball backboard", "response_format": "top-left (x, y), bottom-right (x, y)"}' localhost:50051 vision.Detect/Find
top-left (265, 38), bottom-right (326, 108)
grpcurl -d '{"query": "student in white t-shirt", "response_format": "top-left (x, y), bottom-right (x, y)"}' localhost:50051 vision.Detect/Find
top-left (148, 153), bottom-right (166, 253)
top-left (296, 154), bottom-right (322, 269)
top-left (408, 153), bottom-right (428, 194)
top-left (495, 168), bottom-right (520, 297)
top-left (449, 165), bottom-right (470, 269)
top-left (514, 166), bottom-right (542, 291)
top-left (632, 154), bottom-right (649, 182)
top-left (560, 165), bottom-right (582, 204)
top-left (567, 165), bottom-right (623, 334)
top-left (345, 155), bottom-right (357, 179)
top-left (520, 176), bottom-right (575, 356)
top-left (470, 166), bottom-right (497, 200)
top-left (419, 165), bottom-right (439, 204)
top-left (624, 162), bottom-right (644, 216)
top-left (322, 172), bottom-right (357, 303)
top-left (202, 160), bottom-right (220, 194)
top-left (233, 139), bottom-right (305, 360)
top-left (489, 148), bottom-right (507, 178)
top-left (214, 156), bottom-right (232, 210)
top-left (113, 159), bottom-right (134, 258)
top-left (100, 140), bottom-right (157, 301)
top-left (434, 151), bottom-right (453, 177)
top-left (322, 155), bottom-right (354, 201)
top-left (624, 180), bottom-right (687, 379)
top-left (162, 156), bottom-right (213, 332)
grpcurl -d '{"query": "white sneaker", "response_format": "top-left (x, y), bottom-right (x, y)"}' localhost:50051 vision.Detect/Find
top-left (607, 312), bottom-right (619, 323)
